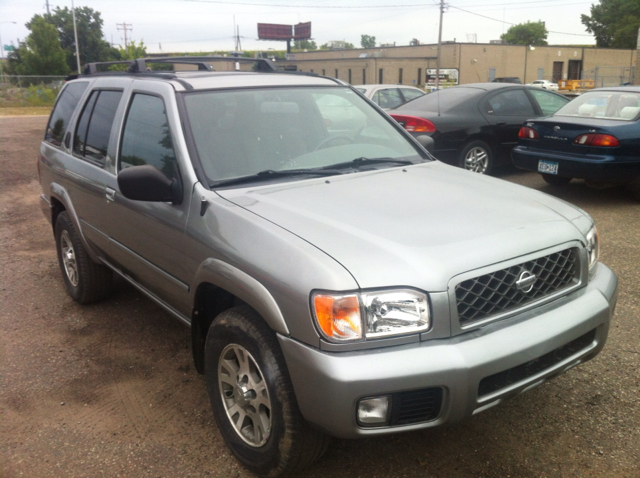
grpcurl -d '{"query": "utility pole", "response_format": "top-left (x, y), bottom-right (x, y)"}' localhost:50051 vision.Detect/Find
top-left (116, 22), bottom-right (133, 48)
top-left (235, 26), bottom-right (242, 51)
top-left (45, 0), bottom-right (50, 15)
top-left (435, 0), bottom-right (445, 90)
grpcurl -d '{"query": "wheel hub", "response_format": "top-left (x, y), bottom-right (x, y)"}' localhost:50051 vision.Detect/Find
top-left (218, 344), bottom-right (272, 447)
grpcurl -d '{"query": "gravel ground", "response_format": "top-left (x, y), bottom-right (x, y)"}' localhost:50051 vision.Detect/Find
top-left (1, 116), bottom-right (638, 478)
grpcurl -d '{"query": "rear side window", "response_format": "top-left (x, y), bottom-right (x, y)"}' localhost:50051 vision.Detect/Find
top-left (373, 88), bottom-right (402, 109)
top-left (400, 88), bottom-right (425, 101)
top-left (119, 94), bottom-right (178, 180)
top-left (73, 90), bottom-right (123, 166)
top-left (486, 89), bottom-right (535, 116)
top-left (528, 89), bottom-right (569, 116)
top-left (45, 82), bottom-right (88, 147)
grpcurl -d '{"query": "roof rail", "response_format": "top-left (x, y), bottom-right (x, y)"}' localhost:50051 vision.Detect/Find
top-left (79, 56), bottom-right (279, 76)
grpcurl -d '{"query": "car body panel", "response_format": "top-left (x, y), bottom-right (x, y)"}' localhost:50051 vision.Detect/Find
top-left (392, 84), bottom-right (570, 168)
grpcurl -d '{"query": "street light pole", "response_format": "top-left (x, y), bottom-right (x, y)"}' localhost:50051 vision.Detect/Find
top-left (0, 21), bottom-right (17, 83)
top-left (0, 21), bottom-right (17, 61)
top-left (71, 0), bottom-right (81, 73)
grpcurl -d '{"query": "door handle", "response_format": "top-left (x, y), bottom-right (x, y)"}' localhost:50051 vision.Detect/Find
top-left (496, 121), bottom-right (507, 126)
top-left (106, 187), bottom-right (116, 202)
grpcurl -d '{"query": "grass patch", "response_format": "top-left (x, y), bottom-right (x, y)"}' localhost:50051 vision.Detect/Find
top-left (0, 107), bottom-right (52, 116)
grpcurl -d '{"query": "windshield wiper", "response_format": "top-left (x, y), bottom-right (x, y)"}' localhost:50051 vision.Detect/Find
top-left (211, 168), bottom-right (346, 188)
top-left (323, 157), bottom-right (417, 170)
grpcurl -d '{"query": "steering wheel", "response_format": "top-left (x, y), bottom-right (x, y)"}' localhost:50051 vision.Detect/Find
top-left (315, 135), bottom-right (354, 151)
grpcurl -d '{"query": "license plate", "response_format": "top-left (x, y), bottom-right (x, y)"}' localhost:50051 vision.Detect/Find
top-left (538, 160), bottom-right (559, 175)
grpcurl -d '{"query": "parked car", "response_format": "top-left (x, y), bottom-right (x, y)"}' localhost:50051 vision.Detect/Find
top-left (354, 84), bottom-right (425, 109)
top-left (512, 86), bottom-right (640, 199)
top-left (389, 83), bottom-right (570, 173)
top-left (38, 57), bottom-right (617, 477)
top-left (492, 77), bottom-right (522, 84)
top-left (527, 79), bottom-right (559, 91)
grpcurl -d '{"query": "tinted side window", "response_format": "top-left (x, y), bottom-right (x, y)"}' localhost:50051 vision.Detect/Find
top-left (84, 91), bottom-right (123, 164)
top-left (528, 89), bottom-right (569, 116)
top-left (486, 89), bottom-right (535, 116)
top-left (119, 94), bottom-right (178, 180)
top-left (73, 91), bottom-right (99, 157)
top-left (45, 82), bottom-right (88, 146)
top-left (373, 88), bottom-right (402, 108)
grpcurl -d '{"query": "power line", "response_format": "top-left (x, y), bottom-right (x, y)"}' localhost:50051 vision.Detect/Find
top-left (449, 4), bottom-right (592, 36)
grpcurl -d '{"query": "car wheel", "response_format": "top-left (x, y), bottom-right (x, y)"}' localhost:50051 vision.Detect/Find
top-left (541, 174), bottom-right (572, 186)
top-left (626, 177), bottom-right (640, 201)
top-left (54, 211), bottom-right (114, 304)
top-left (205, 305), bottom-right (329, 476)
top-left (459, 140), bottom-right (493, 174)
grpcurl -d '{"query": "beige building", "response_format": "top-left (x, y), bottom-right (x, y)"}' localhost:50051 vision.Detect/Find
top-left (278, 42), bottom-right (638, 87)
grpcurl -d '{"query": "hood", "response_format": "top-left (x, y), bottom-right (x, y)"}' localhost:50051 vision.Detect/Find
top-left (217, 161), bottom-right (589, 291)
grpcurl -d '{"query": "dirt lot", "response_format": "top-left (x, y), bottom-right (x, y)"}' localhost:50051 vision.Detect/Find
top-left (1, 115), bottom-right (639, 478)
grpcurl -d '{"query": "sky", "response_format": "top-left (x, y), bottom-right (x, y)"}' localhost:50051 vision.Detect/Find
top-left (1, 0), bottom-right (599, 56)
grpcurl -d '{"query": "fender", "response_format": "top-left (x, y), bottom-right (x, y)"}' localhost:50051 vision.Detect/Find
top-left (192, 258), bottom-right (290, 336)
top-left (49, 182), bottom-right (101, 264)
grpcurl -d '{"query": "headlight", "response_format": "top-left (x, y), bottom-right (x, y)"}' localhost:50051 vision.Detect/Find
top-left (312, 289), bottom-right (430, 342)
top-left (586, 225), bottom-right (600, 274)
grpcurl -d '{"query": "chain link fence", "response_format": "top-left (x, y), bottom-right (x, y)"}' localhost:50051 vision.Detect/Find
top-left (581, 66), bottom-right (635, 88)
top-left (0, 75), bottom-right (67, 107)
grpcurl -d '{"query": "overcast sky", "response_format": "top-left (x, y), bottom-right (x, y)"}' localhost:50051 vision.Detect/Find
top-left (2, 0), bottom-right (598, 55)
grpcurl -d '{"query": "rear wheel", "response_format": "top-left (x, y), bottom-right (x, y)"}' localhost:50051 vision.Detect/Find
top-left (459, 140), bottom-right (493, 174)
top-left (54, 211), bottom-right (113, 304)
top-left (541, 174), bottom-right (572, 186)
top-left (205, 306), bottom-right (329, 476)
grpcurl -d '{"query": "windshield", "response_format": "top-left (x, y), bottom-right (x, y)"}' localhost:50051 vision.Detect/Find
top-left (554, 91), bottom-right (640, 121)
top-left (182, 86), bottom-right (424, 186)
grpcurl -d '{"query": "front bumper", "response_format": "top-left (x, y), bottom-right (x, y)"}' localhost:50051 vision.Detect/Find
top-left (279, 263), bottom-right (617, 439)
top-left (512, 146), bottom-right (640, 183)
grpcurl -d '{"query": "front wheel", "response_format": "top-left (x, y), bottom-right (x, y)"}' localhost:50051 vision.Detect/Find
top-left (541, 174), bottom-right (572, 186)
top-left (459, 140), bottom-right (493, 174)
top-left (205, 306), bottom-right (329, 476)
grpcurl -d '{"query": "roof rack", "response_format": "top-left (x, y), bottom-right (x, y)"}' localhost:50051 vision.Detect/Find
top-left (80, 56), bottom-right (279, 76)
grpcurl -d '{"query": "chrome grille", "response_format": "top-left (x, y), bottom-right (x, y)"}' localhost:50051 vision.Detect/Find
top-left (455, 248), bottom-right (579, 325)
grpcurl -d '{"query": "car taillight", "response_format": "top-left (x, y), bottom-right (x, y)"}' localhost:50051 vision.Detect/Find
top-left (573, 134), bottom-right (620, 147)
top-left (389, 114), bottom-right (436, 133)
top-left (518, 126), bottom-right (538, 139)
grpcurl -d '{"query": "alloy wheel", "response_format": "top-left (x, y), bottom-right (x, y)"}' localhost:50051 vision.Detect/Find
top-left (218, 344), bottom-right (272, 447)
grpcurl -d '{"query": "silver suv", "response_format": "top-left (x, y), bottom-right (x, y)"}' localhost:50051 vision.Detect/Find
top-left (38, 57), bottom-right (618, 477)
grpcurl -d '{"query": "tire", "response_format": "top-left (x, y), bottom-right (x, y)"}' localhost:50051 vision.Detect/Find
top-left (54, 211), bottom-right (113, 304)
top-left (205, 306), bottom-right (329, 477)
top-left (541, 174), bottom-right (572, 186)
top-left (459, 140), bottom-right (493, 174)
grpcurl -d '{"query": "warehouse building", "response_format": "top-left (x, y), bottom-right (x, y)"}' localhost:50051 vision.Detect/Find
top-left (278, 42), bottom-right (638, 88)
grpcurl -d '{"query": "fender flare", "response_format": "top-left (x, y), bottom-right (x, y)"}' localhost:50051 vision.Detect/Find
top-left (50, 182), bottom-right (101, 263)
top-left (191, 258), bottom-right (290, 336)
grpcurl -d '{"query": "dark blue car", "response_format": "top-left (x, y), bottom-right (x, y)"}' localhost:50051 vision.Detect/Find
top-left (512, 86), bottom-right (640, 199)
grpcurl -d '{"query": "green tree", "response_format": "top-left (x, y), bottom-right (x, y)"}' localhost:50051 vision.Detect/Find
top-left (292, 40), bottom-right (317, 50)
top-left (30, 6), bottom-right (117, 72)
top-left (6, 17), bottom-right (68, 77)
top-left (360, 34), bottom-right (376, 48)
top-left (108, 40), bottom-right (147, 70)
top-left (500, 21), bottom-right (548, 46)
top-left (581, 0), bottom-right (640, 48)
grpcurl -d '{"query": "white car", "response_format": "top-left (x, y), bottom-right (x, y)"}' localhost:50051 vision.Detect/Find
top-left (354, 84), bottom-right (425, 109)
top-left (527, 79), bottom-right (559, 91)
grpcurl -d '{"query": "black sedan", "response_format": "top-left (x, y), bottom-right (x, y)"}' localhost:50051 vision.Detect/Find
top-left (512, 86), bottom-right (640, 199)
top-left (389, 83), bottom-right (569, 174)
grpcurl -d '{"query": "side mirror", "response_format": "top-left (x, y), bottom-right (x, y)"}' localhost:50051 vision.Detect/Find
top-left (416, 135), bottom-right (435, 154)
top-left (117, 165), bottom-right (182, 204)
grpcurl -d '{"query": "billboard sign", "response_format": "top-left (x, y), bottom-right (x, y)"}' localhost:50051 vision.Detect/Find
top-left (293, 22), bottom-right (311, 40)
top-left (258, 23), bottom-right (293, 41)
